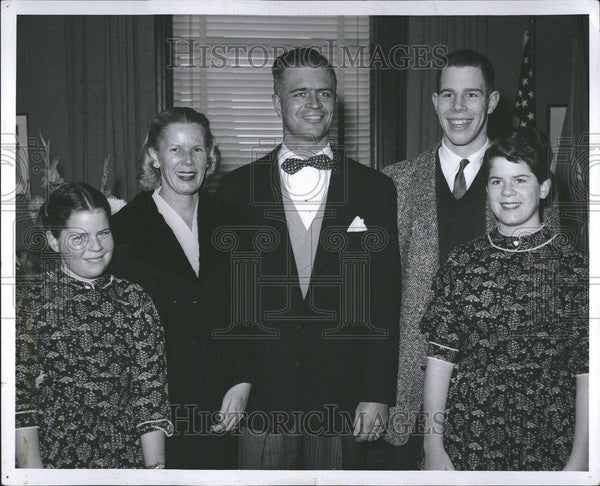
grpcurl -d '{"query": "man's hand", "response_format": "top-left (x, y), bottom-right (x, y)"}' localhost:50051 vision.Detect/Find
top-left (211, 382), bottom-right (251, 433)
top-left (352, 401), bottom-right (388, 442)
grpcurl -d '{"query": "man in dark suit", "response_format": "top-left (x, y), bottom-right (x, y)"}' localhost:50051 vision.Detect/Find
top-left (216, 47), bottom-right (401, 469)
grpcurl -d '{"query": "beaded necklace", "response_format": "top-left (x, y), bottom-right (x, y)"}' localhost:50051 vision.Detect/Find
top-left (487, 225), bottom-right (557, 253)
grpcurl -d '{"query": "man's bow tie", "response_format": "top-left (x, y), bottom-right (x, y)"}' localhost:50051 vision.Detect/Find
top-left (281, 154), bottom-right (335, 175)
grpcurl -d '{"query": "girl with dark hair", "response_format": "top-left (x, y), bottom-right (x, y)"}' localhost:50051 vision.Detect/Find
top-left (111, 107), bottom-right (247, 469)
top-left (421, 129), bottom-right (588, 470)
top-left (15, 183), bottom-right (172, 468)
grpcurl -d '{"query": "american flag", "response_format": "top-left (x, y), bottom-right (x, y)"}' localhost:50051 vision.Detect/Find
top-left (513, 18), bottom-right (536, 129)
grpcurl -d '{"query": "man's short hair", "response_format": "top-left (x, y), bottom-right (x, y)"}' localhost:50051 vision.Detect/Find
top-left (436, 49), bottom-right (495, 94)
top-left (272, 47), bottom-right (337, 95)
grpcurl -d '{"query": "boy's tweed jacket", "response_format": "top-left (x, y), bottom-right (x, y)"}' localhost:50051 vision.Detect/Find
top-left (381, 146), bottom-right (560, 446)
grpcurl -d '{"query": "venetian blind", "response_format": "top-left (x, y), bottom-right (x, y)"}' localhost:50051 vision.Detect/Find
top-left (172, 15), bottom-right (370, 179)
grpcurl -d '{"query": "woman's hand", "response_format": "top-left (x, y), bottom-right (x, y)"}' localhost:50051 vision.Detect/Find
top-left (423, 444), bottom-right (455, 470)
top-left (211, 382), bottom-right (251, 433)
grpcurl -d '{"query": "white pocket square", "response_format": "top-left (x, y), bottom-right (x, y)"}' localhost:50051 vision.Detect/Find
top-left (347, 216), bottom-right (367, 232)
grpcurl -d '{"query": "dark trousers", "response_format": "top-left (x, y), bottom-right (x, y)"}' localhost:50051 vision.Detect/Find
top-left (381, 433), bottom-right (423, 470)
top-left (166, 433), bottom-right (239, 469)
top-left (238, 426), bottom-right (420, 470)
top-left (239, 426), bottom-right (343, 469)
top-left (341, 433), bottom-right (423, 470)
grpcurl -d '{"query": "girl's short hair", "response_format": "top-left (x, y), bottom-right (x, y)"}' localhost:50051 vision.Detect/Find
top-left (483, 128), bottom-right (552, 184)
top-left (39, 182), bottom-right (111, 238)
top-left (138, 107), bottom-right (220, 191)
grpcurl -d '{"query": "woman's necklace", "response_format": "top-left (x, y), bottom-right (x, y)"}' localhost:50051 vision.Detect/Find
top-left (487, 226), bottom-right (558, 253)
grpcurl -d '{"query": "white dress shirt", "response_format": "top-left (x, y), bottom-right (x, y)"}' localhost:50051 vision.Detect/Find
top-left (438, 138), bottom-right (490, 192)
top-left (152, 187), bottom-right (200, 277)
top-left (277, 143), bottom-right (334, 229)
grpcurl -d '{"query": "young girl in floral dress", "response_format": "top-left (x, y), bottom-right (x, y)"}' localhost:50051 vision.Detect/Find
top-left (421, 129), bottom-right (588, 471)
top-left (16, 183), bottom-right (173, 468)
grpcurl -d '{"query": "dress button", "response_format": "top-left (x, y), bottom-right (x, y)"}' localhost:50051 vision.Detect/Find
top-left (298, 325), bottom-right (304, 333)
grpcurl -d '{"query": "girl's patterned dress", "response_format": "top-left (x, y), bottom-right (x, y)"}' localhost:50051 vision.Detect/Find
top-left (421, 227), bottom-right (588, 470)
top-left (16, 268), bottom-right (173, 468)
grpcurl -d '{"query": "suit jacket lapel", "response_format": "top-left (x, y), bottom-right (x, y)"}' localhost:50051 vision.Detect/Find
top-left (313, 150), bottom-right (354, 277)
top-left (252, 148), bottom-right (293, 278)
top-left (411, 148), bottom-right (441, 276)
top-left (134, 193), bottom-right (198, 282)
top-left (123, 192), bottom-right (196, 278)
top-left (197, 189), bottom-right (225, 277)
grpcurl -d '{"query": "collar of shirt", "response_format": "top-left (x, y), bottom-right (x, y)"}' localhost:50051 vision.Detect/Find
top-left (277, 143), bottom-right (333, 229)
top-left (58, 265), bottom-right (114, 290)
top-left (438, 138), bottom-right (490, 192)
top-left (276, 142), bottom-right (334, 204)
top-left (152, 187), bottom-right (200, 277)
top-left (277, 143), bottom-right (334, 171)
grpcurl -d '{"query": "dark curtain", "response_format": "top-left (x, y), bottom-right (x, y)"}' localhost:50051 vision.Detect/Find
top-left (370, 17), bottom-right (408, 169)
top-left (155, 15), bottom-right (174, 113)
top-left (64, 16), bottom-right (158, 201)
top-left (555, 18), bottom-right (589, 253)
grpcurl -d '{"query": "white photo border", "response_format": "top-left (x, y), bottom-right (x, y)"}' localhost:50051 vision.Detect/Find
top-left (2, 1), bottom-right (598, 485)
